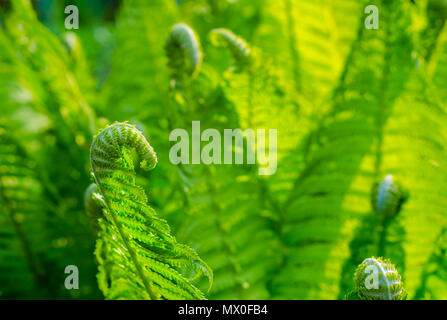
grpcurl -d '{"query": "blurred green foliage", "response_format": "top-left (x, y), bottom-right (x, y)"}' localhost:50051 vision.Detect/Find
top-left (1, 0), bottom-right (447, 300)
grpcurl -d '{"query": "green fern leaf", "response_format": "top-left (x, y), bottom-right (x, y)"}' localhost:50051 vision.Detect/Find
top-left (5, 0), bottom-right (96, 150)
top-left (90, 123), bottom-right (212, 300)
top-left (161, 62), bottom-right (281, 299)
top-left (0, 126), bottom-right (52, 298)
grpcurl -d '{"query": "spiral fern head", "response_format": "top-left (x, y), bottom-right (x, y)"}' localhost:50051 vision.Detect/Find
top-left (165, 23), bottom-right (202, 82)
top-left (371, 174), bottom-right (405, 218)
top-left (210, 28), bottom-right (252, 70)
top-left (90, 122), bottom-right (157, 182)
top-left (354, 257), bottom-right (406, 300)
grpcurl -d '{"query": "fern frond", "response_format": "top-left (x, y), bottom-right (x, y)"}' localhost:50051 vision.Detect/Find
top-left (247, 0), bottom-right (367, 203)
top-left (63, 32), bottom-right (96, 105)
top-left (414, 228), bottom-right (447, 299)
top-left (0, 29), bottom-right (50, 135)
top-left (271, 0), bottom-right (419, 299)
top-left (100, 0), bottom-right (178, 120)
top-left (0, 7), bottom-right (102, 298)
top-left (160, 64), bottom-right (281, 299)
top-left (210, 28), bottom-right (302, 207)
top-left (254, 0), bottom-right (364, 100)
top-left (5, 0), bottom-right (96, 150)
top-left (176, 164), bottom-right (280, 299)
top-left (429, 21), bottom-right (447, 101)
top-left (0, 126), bottom-right (52, 298)
top-left (98, 0), bottom-right (188, 221)
top-left (417, 0), bottom-right (447, 60)
top-left (90, 123), bottom-right (212, 300)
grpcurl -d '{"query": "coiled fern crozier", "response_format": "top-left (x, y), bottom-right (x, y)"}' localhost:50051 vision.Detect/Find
top-left (353, 257), bottom-right (406, 300)
top-left (89, 123), bottom-right (212, 300)
top-left (165, 23), bottom-right (202, 82)
top-left (210, 28), bottom-right (252, 71)
top-left (371, 175), bottom-right (406, 219)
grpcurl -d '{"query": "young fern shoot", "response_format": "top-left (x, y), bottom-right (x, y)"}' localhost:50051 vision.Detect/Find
top-left (353, 257), bottom-right (406, 300)
top-left (84, 183), bottom-right (104, 234)
top-left (210, 28), bottom-right (252, 71)
top-left (165, 23), bottom-right (202, 84)
top-left (89, 123), bottom-right (212, 300)
top-left (371, 175), bottom-right (406, 219)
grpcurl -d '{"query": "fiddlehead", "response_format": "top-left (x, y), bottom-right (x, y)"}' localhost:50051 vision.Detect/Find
top-left (90, 123), bottom-right (212, 300)
top-left (165, 23), bottom-right (202, 83)
top-left (83, 183), bottom-right (104, 234)
top-left (90, 122), bottom-right (158, 179)
top-left (354, 257), bottom-right (406, 300)
top-left (210, 28), bottom-right (252, 70)
top-left (371, 175), bottom-right (406, 218)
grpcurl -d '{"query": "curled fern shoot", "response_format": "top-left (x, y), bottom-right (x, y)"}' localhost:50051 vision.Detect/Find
top-left (165, 23), bottom-right (202, 82)
top-left (90, 123), bottom-right (212, 300)
top-left (371, 175), bottom-right (405, 218)
top-left (84, 183), bottom-right (104, 234)
top-left (354, 257), bottom-right (406, 300)
top-left (210, 28), bottom-right (252, 70)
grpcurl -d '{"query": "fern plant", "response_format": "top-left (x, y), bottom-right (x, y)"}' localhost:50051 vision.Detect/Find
top-left (89, 122), bottom-right (212, 299)
top-left (2, 0), bottom-right (447, 301)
